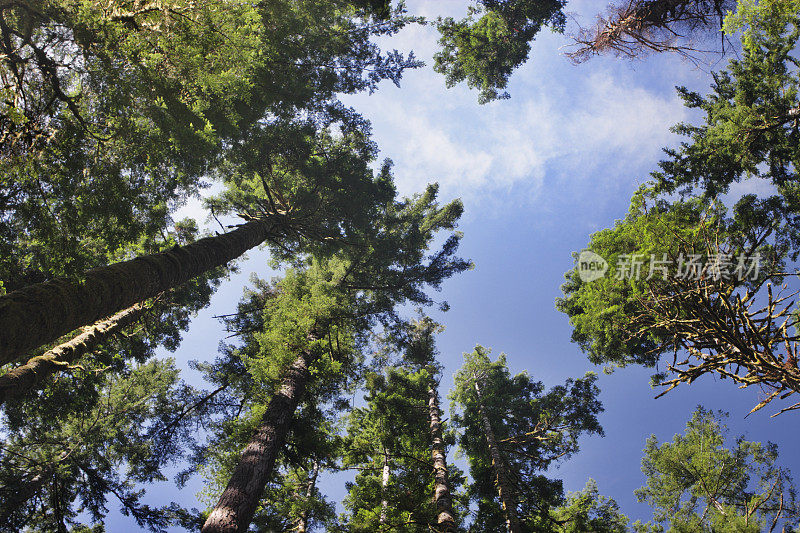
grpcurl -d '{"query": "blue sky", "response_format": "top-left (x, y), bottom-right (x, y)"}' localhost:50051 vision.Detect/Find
top-left (109, 1), bottom-right (800, 529)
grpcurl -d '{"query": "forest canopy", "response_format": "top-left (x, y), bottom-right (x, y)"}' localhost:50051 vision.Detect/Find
top-left (2, 1), bottom-right (800, 532)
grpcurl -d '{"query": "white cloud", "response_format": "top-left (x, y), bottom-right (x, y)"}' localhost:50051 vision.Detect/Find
top-left (345, 39), bottom-right (692, 208)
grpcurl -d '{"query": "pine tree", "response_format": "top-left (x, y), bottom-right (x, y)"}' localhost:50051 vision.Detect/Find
top-left (559, 7), bottom-right (800, 415)
top-left (0, 219), bottom-right (225, 404)
top-left (404, 317), bottom-right (460, 532)
top-left (341, 365), bottom-right (454, 533)
top-left (434, 0), bottom-right (567, 103)
top-left (199, 199), bottom-right (469, 532)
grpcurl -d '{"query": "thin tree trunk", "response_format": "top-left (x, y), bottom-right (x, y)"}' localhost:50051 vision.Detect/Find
top-left (379, 446), bottom-right (390, 526)
top-left (428, 379), bottom-right (457, 532)
top-left (202, 347), bottom-right (314, 533)
top-left (474, 380), bottom-right (523, 533)
top-left (51, 474), bottom-right (68, 533)
top-left (0, 303), bottom-right (145, 405)
top-left (297, 459), bottom-right (319, 533)
top-left (0, 219), bottom-right (277, 363)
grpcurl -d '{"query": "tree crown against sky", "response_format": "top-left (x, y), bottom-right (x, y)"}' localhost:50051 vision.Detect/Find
top-left (0, 358), bottom-right (200, 532)
top-left (5, 1), bottom-right (800, 532)
top-left (450, 345), bottom-right (603, 531)
top-left (0, 0), bottom-right (421, 294)
top-left (633, 407), bottom-right (800, 532)
top-left (558, 4), bottom-right (800, 415)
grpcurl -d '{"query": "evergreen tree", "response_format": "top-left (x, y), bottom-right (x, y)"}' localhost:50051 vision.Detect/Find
top-left (340, 366), bottom-right (440, 532)
top-left (434, 0), bottom-right (567, 103)
top-left (650, 3), bottom-right (800, 209)
top-left (198, 198), bottom-right (469, 533)
top-left (404, 317), bottom-right (460, 532)
top-left (0, 358), bottom-right (201, 532)
top-left (558, 7), bottom-right (800, 415)
top-left (339, 317), bottom-right (463, 533)
top-left (557, 187), bottom-right (800, 414)
top-left (0, 0), bottom-right (423, 362)
top-left (633, 407), bottom-right (800, 532)
top-left (549, 480), bottom-right (629, 533)
top-left (0, 219), bottom-right (225, 405)
top-left (0, 121), bottom-right (465, 364)
top-left (186, 272), bottom-right (348, 533)
top-left (450, 345), bottom-right (603, 533)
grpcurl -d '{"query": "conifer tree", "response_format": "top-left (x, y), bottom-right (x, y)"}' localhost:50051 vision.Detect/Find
top-left (558, 9), bottom-right (800, 414)
top-left (450, 345), bottom-right (603, 533)
top-left (405, 317), bottom-right (460, 532)
top-left (338, 317), bottom-right (463, 533)
top-left (0, 0), bottom-right (419, 290)
top-left (0, 1), bottom-right (423, 361)
top-left (550, 480), bottom-right (629, 533)
top-left (0, 121), bottom-right (464, 364)
top-left (633, 407), bottom-right (800, 531)
top-left (0, 219), bottom-right (225, 404)
top-left (0, 358), bottom-right (206, 532)
top-left (340, 365), bottom-right (441, 532)
top-left (434, 0), bottom-right (567, 103)
top-left (198, 189), bottom-right (469, 532)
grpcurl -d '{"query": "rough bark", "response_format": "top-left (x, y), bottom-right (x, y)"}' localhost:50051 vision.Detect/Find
top-left (474, 380), bottom-right (523, 533)
top-left (379, 447), bottom-right (390, 526)
top-left (201, 348), bottom-right (314, 533)
top-left (0, 219), bottom-right (277, 363)
top-left (297, 459), bottom-right (319, 533)
top-left (0, 303), bottom-right (145, 405)
top-left (428, 380), bottom-right (457, 532)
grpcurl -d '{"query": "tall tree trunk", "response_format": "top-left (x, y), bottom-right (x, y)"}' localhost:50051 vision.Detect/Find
top-left (379, 446), bottom-right (390, 527)
top-left (428, 379), bottom-right (457, 532)
top-left (0, 219), bottom-right (277, 363)
top-left (474, 380), bottom-right (523, 533)
top-left (0, 303), bottom-right (145, 405)
top-left (297, 459), bottom-right (319, 533)
top-left (202, 347), bottom-right (315, 533)
top-left (51, 475), bottom-right (68, 533)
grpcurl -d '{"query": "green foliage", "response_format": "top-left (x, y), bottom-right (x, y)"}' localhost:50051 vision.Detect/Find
top-left (249, 460), bottom-right (337, 533)
top-left (0, 0), bottom-right (421, 292)
top-left (654, 4), bottom-right (800, 217)
top-left (450, 345), bottom-right (603, 530)
top-left (556, 180), bottom-right (800, 412)
top-left (340, 366), bottom-right (438, 532)
top-left (634, 407), bottom-right (800, 532)
top-left (557, 188), bottom-right (783, 368)
top-left (193, 264), bottom-right (361, 500)
top-left (724, 0), bottom-right (800, 51)
top-left (550, 479), bottom-right (629, 533)
top-left (0, 359), bottom-right (192, 532)
top-left (559, 3), bottom-right (800, 388)
top-left (434, 0), bottom-right (566, 103)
